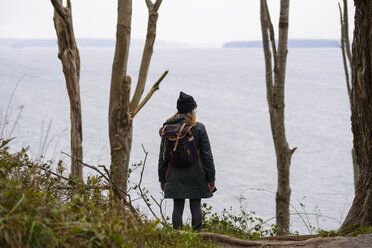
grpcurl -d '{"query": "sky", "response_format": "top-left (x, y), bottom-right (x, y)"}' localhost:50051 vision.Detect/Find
top-left (0, 0), bottom-right (355, 47)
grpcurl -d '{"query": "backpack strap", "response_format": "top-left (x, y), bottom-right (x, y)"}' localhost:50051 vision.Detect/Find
top-left (160, 124), bottom-right (168, 138)
top-left (173, 122), bottom-right (187, 152)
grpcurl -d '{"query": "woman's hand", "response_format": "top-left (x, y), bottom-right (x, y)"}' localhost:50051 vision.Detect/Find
top-left (161, 183), bottom-right (165, 192)
top-left (208, 182), bottom-right (215, 192)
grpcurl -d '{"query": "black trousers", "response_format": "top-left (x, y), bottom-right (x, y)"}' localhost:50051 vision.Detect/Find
top-left (172, 199), bottom-right (202, 231)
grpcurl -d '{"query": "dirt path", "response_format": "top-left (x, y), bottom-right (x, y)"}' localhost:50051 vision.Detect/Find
top-left (200, 232), bottom-right (372, 248)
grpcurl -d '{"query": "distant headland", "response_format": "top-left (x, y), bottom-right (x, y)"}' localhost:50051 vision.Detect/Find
top-left (223, 39), bottom-right (340, 48)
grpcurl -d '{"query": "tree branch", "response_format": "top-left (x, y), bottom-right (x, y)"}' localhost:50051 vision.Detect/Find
top-left (145, 0), bottom-right (153, 9)
top-left (50, 0), bottom-right (67, 20)
top-left (260, 0), bottom-right (274, 109)
top-left (290, 147), bottom-right (297, 156)
top-left (264, 0), bottom-right (277, 61)
top-left (342, 0), bottom-right (352, 64)
top-left (129, 0), bottom-right (163, 113)
top-left (276, 0), bottom-right (290, 84)
top-left (67, 0), bottom-right (72, 11)
top-left (131, 70), bottom-right (168, 118)
top-left (339, 2), bottom-right (352, 104)
top-left (154, 0), bottom-right (163, 11)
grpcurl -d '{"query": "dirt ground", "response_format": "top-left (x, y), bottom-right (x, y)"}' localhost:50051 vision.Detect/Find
top-left (201, 233), bottom-right (372, 248)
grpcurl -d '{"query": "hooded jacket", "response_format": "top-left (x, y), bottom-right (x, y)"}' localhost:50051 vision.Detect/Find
top-left (158, 114), bottom-right (216, 199)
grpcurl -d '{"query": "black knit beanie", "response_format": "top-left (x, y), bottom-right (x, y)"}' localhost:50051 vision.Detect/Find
top-left (177, 91), bottom-right (197, 114)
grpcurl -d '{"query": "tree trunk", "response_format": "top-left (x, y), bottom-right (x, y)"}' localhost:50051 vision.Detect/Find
top-left (51, 0), bottom-right (83, 179)
top-left (109, 0), bottom-right (165, 192)
top-left (340, 0), bottom-right (372, 234)
top-left (109, 0), bottom-right (133, 192)
top-left (260, 0), bottom-right (295, 235)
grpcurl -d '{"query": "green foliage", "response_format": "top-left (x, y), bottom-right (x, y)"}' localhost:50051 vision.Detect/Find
top-left (0, 139), bottom-right (214, 248)
top-left (201, 201), bottom-right (276, 240)
top-left (317, 229), bottom-right (340, 237)
top-left (351, 226), bottom-right (372, 237)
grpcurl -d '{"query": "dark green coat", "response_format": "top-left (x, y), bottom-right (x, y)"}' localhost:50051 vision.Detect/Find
top-left (158, 115), bottom-right (216, 199)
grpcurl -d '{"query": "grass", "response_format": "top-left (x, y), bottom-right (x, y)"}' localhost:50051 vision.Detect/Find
top-left (351, 226), bottom-right (372, 237)
top-left (0, 139), bottom-right (214, 248)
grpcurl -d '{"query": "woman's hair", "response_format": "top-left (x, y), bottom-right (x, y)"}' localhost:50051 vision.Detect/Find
top-left (166, 109), bottom-right (197, 127)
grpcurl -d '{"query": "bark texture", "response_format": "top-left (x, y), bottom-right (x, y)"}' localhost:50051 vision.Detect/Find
top-left (51, 0), bottom-right (83, 179)
top-left (109, 0), bottom-right (165, 192)
top-left (339, 0), bottom-right (360, 191)
top-left (260, 0), bottom-right (296, 235)
top-left (340, 0), bottom-right (372, 234)
top-left (109, 0), bottom-right (133, 192)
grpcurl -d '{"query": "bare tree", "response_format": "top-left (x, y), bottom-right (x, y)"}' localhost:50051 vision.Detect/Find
top-left (338, 0), bottom-right (359, 191)
top-left (340, 0), bottom-right (372, 234)
top-left (51, 0), bottom-right (83, 179)
top-left (109, 0), bottom-right (167, 192)
top-left (260, 0), bottom-right (296, 235)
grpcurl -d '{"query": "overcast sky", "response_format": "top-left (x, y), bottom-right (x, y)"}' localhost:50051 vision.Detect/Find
top-left (0, 0), bottom-right (354, 47)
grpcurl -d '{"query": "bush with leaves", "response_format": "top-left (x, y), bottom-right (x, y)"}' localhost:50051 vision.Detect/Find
top-left (201, 200), bottom-right (276, 240)
top-left (0, 139), bottom-right (214, 248)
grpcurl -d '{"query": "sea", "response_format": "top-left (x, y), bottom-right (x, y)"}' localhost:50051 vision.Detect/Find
top-left (0, 46), bottom-right (353, 233)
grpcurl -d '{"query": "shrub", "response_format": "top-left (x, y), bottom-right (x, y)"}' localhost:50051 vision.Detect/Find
top-left (0, 139), bottom-right (214, 248)
top-left (200, 201), bottom-right (276, 240)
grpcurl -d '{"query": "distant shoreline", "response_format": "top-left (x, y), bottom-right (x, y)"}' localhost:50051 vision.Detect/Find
top-left (0, 38), bottom-right (187, 49)
top-left (223, 39), bottom-right (340, 48)
top-left (0, 38), bottom-right (341, 49)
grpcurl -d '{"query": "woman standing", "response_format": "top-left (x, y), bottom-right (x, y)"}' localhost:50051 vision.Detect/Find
top-left (158, 91), bottom-right (216, 231)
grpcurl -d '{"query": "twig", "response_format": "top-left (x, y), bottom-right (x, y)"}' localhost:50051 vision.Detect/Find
top-left (151, 194), bottom-right (167, 224)
top-left (134, 144), bottom-right (167, 225)
top-left (247, 187), bottom-right (342, 229)
top-left (137, 145), bottom-right (162, 222)
top-left (35, 164), bottom-right (74, 183)
top-left (39, 119), bottom-right (53, 162)
top-left (291, 200), bottom-right (312, 234)
top-left (248, 187), bottom-right (276, 194)
top-left (62, 151), bottom-right (111, 183)
top-left (8, 105), bottom-right (24, 139)
top-left (56, 185), bottom-right (110, 190)
top-left (1, 74), bottom-right (31, 138)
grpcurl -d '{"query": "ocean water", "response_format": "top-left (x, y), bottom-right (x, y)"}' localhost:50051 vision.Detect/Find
top-left (0, 47), bottom-right (353, 233)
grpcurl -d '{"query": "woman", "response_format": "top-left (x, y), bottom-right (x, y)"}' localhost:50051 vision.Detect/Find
top-left (158, 91), bottom-right (216, 231)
